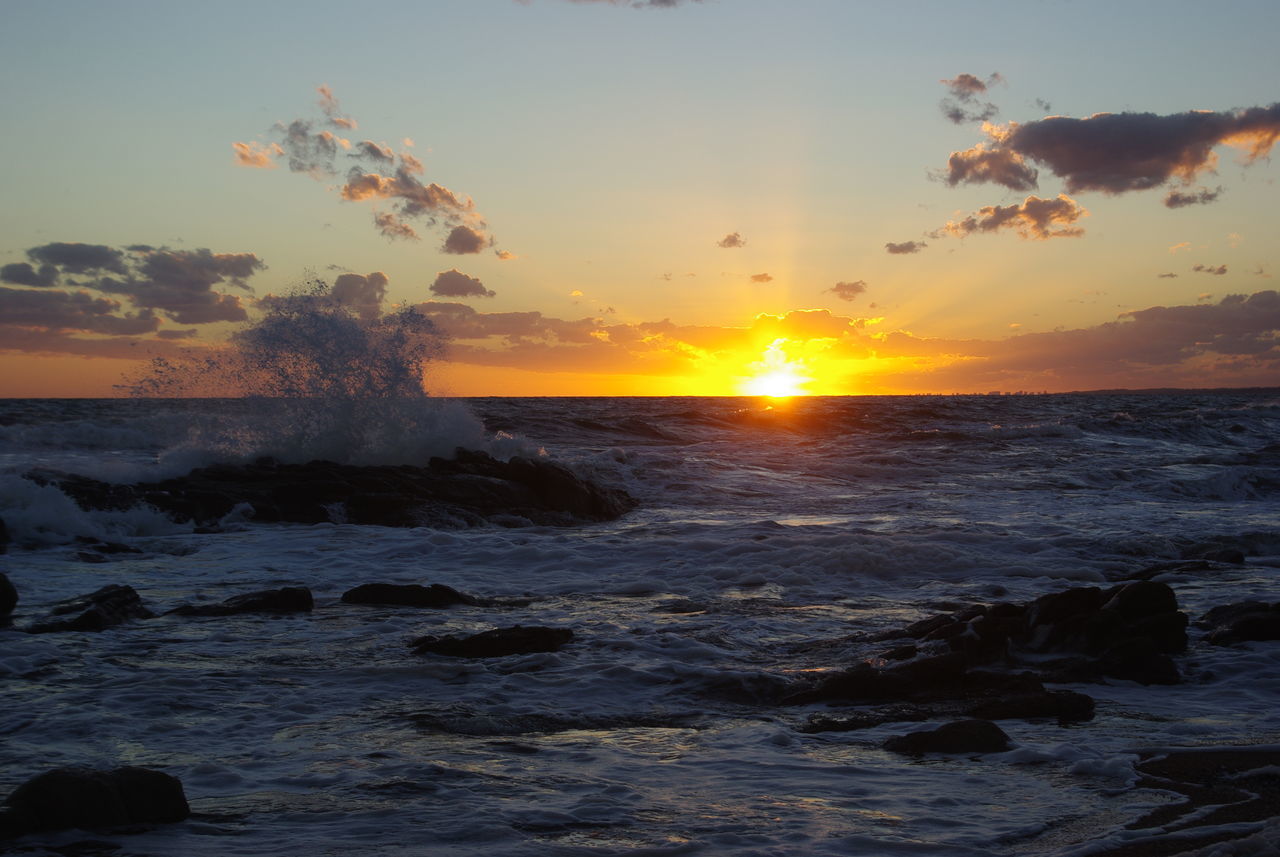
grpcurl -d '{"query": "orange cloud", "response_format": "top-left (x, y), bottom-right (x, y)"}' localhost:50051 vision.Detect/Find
top-left (937, 194), bottom-right (1087, 240)
top-left (231, 141), bottom-right (283, 168)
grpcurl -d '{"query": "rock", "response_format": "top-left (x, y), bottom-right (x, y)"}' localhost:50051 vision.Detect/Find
top-left (341, 583), bottom-right (478, 609)
top-left (1, 766), bottom-right (188, 836)
top-left (883, 719), bottom-right (1013, 755)
top-left (965, 690), bottom-right (1095, 723)
top-left (0, 516), bottom-right (8, 553)
top-left (0, 573), bottom-right (16, 617)
top-left (169, 586), bottom-right (313, 617)
top-left (1198, 601), bottom-right (1280, 645)
top-left (27, 585), bottom-right (153, 633)
top-left (410, 625), bottom-right (574, 658)
top-left (35, 449), bottom-right (636, 529)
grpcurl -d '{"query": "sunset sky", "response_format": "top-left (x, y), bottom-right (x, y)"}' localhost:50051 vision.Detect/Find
top-left (2, 0), bottom-right (1278, 396)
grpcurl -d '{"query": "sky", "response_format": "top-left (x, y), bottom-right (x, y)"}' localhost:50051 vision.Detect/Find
top-left (1, 0), bottom-right (1278, 397)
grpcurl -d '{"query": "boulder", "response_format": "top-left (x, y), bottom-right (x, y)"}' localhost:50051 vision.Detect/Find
top-left (33, 449), bottom-right (636, 530)
top-left (342, 583), bottom-right (478, 609)
top-left (883, 719), bottom-right (1013, 755)
top-left (1198, 601), bottom-right (1280, 645)
top-left (0, 573), bottom-right (16, 618)
top-left (410, 625), bottom-right (575, 658)
top-left (1, 766), bottom-right (188, 836)
top-left (27, 585), bottom-right (153, 633)
top-left (169, 586), bottom-right (313, 617)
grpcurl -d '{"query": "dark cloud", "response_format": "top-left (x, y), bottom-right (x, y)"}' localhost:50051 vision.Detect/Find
top-left (936, 194), bottom-right (1088, 241)
top-left (946, 103), bottom-right (1280, 195)
top-left (750, 273), bottom-right (774, 283)
top-left (1034, 98), bottom-right (1052, 113)
top-left (885, 240), bottom-right (927, 255)
top-left (1192, 264), bottom-right (1228, 276)
top-left (28, 242), bottom-right (127, 275)
top-left (1, 262), bottom-right (58, 287)
top-left (827, 280), bottom-right (868, 301)
top-left (330, 271), bottom-right (389, 322)
top-left (943, 143), bottom-right (1039, 190)
top-left (717, 232), bottom-right (746, 248)
top-left (1158, 272), bottom-right (1179, 279)
top-left (431, 269), bottom-right (496, 299)
top-left (442, 225), bottom-right (490, 255)
top-left (234, 87), bottom-right (493, 248)
top-left (1, 243), bottom-right (263, 335)
top-left (1164, 186), bottom-right (1223, 208)
top-left (0, 287), bottom-right (159, 336)
top-left (939, 72), bottom-right (1002, 124)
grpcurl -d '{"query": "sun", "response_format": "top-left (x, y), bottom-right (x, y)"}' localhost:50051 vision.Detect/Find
top-left (741, 339), bottom-right (813, 397)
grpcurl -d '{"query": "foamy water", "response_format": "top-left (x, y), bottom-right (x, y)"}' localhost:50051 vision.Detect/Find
top-left (2, 392), bottom-right (1279, 855)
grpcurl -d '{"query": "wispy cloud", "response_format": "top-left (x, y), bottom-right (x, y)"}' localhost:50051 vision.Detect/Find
top-left (827, 280), bottom-right (868, 301)
top-left (233, 87), bottom-right (494, 249)
top-left (885, 240), bottom-right (927, 255)
top-left (939, 72), bottom-right (1002, 125)
top-left (935, 194), bottom-right (1088, 241)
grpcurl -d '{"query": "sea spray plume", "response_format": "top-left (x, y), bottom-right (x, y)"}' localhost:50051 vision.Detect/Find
top-left (123, 277), bottom-right (511, 467)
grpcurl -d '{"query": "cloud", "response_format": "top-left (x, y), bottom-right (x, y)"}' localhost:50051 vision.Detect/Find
top-left (1034, 98), bottom-right (1052, 113)
top-left (750, 273), bottom-right (773, 283)
top-left (1158, 272), bottom-right (1179, 279)
top-left (945, 103), bottom-right (1280, 195)
top-left (495, 250), bottom-right (517, 261)
top-left (330, 271), bottom-right (389, 322)
top-left (540, 0), bottom-right (707, 7)
top-left (232, 141), bottom-right (284, 168)
top-left (827, 280), bottom-right (868, 301)
top-left (717, 232), bottom-right (746, 248)
top-left (942, 141), bottom-right (1039, 191)
top-left (1169, 242), bottom-right (1192, 254)
top-left (235, 87), bottom-right (493, 248)
top-left (1192, 263), bottom-right (1228, 276)
top-left (936, 194), bottom-right (1088, 241)
top-left (1, 242), bottom-right (263, 336)
top-left (442, 224), bottom-right (490, 255)
top-left (431, 269), bottom-right (495, 299)
top-left (317, 84), bottom-right (357, 130)
top-left (0, 287), bottom-right (159, 336)
top-left (939, 72), bottom-right (1002, 124)
top-left (1164, 186), bottom-right (1222, 208)
top-left (885, 240), bottom-right (927, 255)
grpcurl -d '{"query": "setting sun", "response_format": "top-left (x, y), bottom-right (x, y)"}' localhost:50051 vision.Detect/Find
top-left (741, 339), bottom-right (813, 397)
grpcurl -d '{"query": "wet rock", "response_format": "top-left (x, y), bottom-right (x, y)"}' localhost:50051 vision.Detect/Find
top-left (0, 573), bottom-right (16, 618)
top-left (36, 448), bottom-right (636, 529)
top-left (965, 689), bottom-right (1095, 723)
top-left (0, 516), bottom-right (8, 553)
top-left (342, 582), bottom-right (479, 609)
top-left (169, 586), bottom-right (313, 617)
top-left (410, 625), bottom-right (574, 658)
top-left (1198, 601), bottom-right (1280, 645)
top-left (27, 585), bottom-right (154, 633)
top-left (1, 766), bottom-right (188, 836)
top-left (883, 719), bottom-right (1013, 755)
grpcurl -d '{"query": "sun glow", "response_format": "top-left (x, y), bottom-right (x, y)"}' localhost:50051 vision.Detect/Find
top-left (741, 339), bottom-right (813, 397)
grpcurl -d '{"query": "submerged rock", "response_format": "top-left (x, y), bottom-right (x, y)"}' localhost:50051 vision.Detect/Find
top-left (883, 719), bottom-right (1013, 755)
top-left (35, 448), bottom-right (636, 530)
top-left (410, 625), bottom-right (575, 658)
top-left (1, 766), bottom-right (189, 836)
top-left (0, 573), bottom-right (16, 618)
top-left (169, 586), bottom-right (314, 617)
top-left (27, 585), bottom-right (154, 633)
top-left (342, 582), bottom-right (479, 608)
top-left (1198, 601), bottom-right (1280, 645)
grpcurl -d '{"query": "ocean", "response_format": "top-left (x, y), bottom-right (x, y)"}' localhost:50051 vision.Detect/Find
top-left (2, 391), bottom-right (1279, 855)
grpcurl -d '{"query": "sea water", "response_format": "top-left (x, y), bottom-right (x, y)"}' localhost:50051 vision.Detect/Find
top-left (1, 391), bottom-right (1279, 855)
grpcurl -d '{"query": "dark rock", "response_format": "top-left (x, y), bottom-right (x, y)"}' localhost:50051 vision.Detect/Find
top-left (169, 586), bottom-right (313, 617)
top-left (965, 690), bottom-right (1095, 723)
top-left (0, 516), bottom-right (8, 553)
top-left (1198, 601), bottom-right (1280, 645)
top-left (1096, 637), bottom-right (1182, 685)
top-left (883, 719), bottom-right (1013, 755)
top-left (27, 585), bottom-right (153, 633)
top-left (0, 573), bottom-right (16, 617)
top-left (879, 643), bottom-right (918, 661)
top-left (37, 449), bottom-right (636, 530)
top-left (410, 625), bottom-right (574, 658)
top-left (1, 766), bottom-right (188, 835)
top-left (1103, 581), bottom-right (1179, 622)
top-left (342, 583), bottom-right (479, 609)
